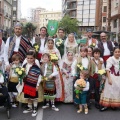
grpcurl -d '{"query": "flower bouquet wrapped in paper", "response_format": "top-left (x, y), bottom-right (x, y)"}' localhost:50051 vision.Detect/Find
top-left (75, 79), bottom-right (86, 98)
top-left (15, 67), bottom-right (26, 85)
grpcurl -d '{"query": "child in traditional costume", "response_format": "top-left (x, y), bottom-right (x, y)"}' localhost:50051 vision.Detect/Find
top-left (23, 51), bottom-right (42, 117)
top-left (61, 51), bottom-right (74, 103)
top-left (100, 47), bottom-right (120, 111)
top-left (71, 47), bottom-right (91, 107)
top-left (8, 54), bottom-right (21, 107)
top-left (41, 53), bottom-right (59, 111)
top-left (43, 38), bottom-right (64, 102)
top-left (74, 70), bottom-right (89, 114)
top-left (90, 48), bottom-right (105, 109)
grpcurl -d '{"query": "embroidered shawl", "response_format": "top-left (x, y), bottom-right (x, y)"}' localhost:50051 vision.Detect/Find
top-left (8, 36), bottom-right (32, 62)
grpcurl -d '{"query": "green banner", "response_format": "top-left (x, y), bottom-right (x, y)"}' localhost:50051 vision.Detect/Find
top-left (47, 20), bottom-right (58, 37)
top-left (76, 38), bottom-right (87, 44)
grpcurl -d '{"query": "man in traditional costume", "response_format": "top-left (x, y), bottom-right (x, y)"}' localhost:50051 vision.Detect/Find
top-left (4, 23), bottom-right (32, 71)
top-left (32, 27), bottom-right (48, 60)
top-left (55, 28), bottom-right (66, 58)
top-left (98, 32), bottom-right (115, 66)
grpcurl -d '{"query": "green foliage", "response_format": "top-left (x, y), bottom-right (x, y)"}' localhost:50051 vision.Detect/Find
top-left (59, 15), bottom-right (80, 34)
top-left (22, 22), bottom-right (37, 39)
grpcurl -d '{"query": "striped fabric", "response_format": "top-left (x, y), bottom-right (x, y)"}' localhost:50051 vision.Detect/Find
top-left (23, 64), bottom-right (41, 97)
top-left (9, 36), bottom-right (32, 62)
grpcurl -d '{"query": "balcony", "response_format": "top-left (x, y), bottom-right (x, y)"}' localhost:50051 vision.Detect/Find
top-left (0, 8), bottom-right (4, 15)
top-left (66, 2), bottom-right (77, 11)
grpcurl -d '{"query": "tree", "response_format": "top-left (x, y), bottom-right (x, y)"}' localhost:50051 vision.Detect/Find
top-left (59, 15), bottom-right (80, 34)
top-left (107, 0), bottom-right (111, 31)
top-left (22, 22), bottom-right (37, 39)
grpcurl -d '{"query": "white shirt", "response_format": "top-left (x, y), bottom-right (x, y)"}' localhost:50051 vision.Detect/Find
top-left (4, 35), bottom-right (21, 66)
top-left (44, 63), bottom-right (58, 77)
top-left (0, 40), bottom-right (5, 62)
top-left (82, 57), bottom-right (89, 69)
top-left (93, 58), bottom-right (105, 73)
top-left (32, 37), bottom-right (46, 54)
top-left (22, 58), bottom-right (40, 68)
top-left (71, 57), bottom-right (89, 76)
top-left (26, 63), bottom-right (42, 86)
top-left (103, 42), bottom-right (115, 56)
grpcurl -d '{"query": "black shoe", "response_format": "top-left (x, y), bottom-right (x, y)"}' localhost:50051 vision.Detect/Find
top-left (100, 107), bottom-right (108, 111)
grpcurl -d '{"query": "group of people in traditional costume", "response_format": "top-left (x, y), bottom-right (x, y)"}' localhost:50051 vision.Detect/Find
top-left (0, 23), bottom-right (120, 117)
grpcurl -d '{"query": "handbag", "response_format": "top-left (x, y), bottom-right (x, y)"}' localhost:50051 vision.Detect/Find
top-left (43, 80), bottom-right (55, 92)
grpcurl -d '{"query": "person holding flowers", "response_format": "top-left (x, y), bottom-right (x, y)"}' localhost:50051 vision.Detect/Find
top-left (55, 28), bottom-right (65, 58)
top-left (8, 54), bottom-right (21, 107)
top-left (74, 70), bottom-right (89, 114)
top-left (100, 47), bottom-right (120, 111)
top-left (64, 33), bottom-right (79, 58)
top-left (44, 38), bottom-right (64, 102)
top-left (71, 47), bottom-right (91, 108)
top-left (40, 53), bottom-right (59, 111)
top-left (61, 51), bottom-right (74, 103)
top-left (22, 51), bottom-right (42, 117)
top-left (90, 48), bottom-right (105, 109)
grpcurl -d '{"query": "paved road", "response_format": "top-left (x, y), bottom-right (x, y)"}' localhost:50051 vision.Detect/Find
top-left (43, 103), bottom-right (120, 120)
top-left (1, 103), bottom-right (120, 120)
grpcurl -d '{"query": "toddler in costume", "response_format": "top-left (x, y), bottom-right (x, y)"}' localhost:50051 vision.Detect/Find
top-left (74, 70), bottom-right (89, 114)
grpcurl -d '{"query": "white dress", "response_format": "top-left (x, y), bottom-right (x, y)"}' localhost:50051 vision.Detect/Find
top-left (100, 56), bottom-right (120, 107)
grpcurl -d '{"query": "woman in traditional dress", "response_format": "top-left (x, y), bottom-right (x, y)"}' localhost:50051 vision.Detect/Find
top-left (61, 51), bottom-right (74, 103)
top-left (100, 47), bottom-right (120, 111)
top-left (43, 38), bottom-right (64, 101)
top-left (64, 33), bottom-right (79, 58)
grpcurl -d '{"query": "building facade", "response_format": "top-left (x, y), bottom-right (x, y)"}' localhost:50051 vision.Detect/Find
top-left (4, 0), bottom-right (13, 36)
top-left (102, 0), bottom-right (108, 30)
top-left (12, 0), bottom-right (21, 26)
top-left (62, 0), bottom-right (100, 32)
top-left (39, 11), bottom-right (62, 29)
top-left (110, 0), bottom-right (120, 42)
top-left (0, 0), bottom-right (4, 33)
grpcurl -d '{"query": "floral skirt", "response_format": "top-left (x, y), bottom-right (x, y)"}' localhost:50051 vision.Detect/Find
top-left (100, 74), bottom-right (120, 107)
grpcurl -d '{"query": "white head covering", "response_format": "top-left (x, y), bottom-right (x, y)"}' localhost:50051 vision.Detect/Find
top-left (44, 38), bottom-right (61, 60)
top-left (64, 33), bottom-right (78, 47)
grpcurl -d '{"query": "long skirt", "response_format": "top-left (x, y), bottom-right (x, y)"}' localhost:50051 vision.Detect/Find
top-left (100, 74), bottom-right (120, 107)
top-left (63, 74), bottom-right (73, 103)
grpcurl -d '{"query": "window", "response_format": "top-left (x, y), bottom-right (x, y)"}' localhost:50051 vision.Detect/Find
top-left (113, 19), bottom-right (117, 28)
top-left (83, 18), bottom-right (89, 23)
top-left (91, 0), bottom-right (96, 4)
top-left (78, 10), bottom-right (82, 14)
top-left (103, 17), bottom-right (106, 22)
top-left (84, 1), bottom-right (89, 5)
top-left (90, 9), bottom-right (95, 14)
top-left (83, 9), bottom-right (89, 14)
top-left (103, 6), bottom-right (107, 12)
top-left (89, 18), bottom-right (95, 22)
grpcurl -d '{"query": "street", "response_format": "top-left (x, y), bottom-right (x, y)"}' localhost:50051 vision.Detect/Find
top-left (1, 102), bottom-right (120, 120)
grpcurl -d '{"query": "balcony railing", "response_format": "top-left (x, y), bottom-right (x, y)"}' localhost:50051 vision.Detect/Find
top-left (0, 8), bottom-right (4, 14)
